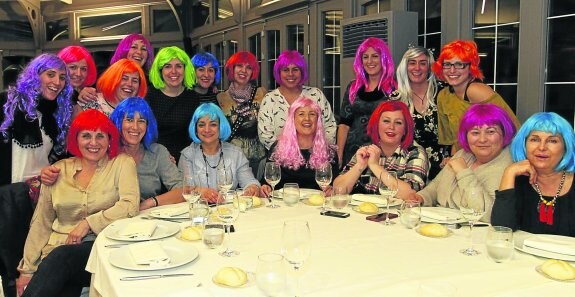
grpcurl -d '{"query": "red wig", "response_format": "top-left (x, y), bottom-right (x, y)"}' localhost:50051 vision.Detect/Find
top-left (67, 109), bottom-right (120, 159)
top-left (367, 101), bottom-right (414, 150)
top-left (224, 51), bottom-right (259, 82)
top-left (57, 45), bottom-right (98, 87)
top-left (96, 59), bottom-right (147, 104)
top-left (432, 40), bottom-right (484, 82)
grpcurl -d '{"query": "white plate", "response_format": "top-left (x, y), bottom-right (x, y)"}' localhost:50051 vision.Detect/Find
top-left (419, 207), bottom-right (466, 224)
top-left (350, 194), bottom-right (403, 207)
top-left (105, 219), bottom-right (181, 242)
top-left (274, 188), bottom-right (322, 200)
top-left (514, 234), bottom-right (575, 262)
top-left (148, 207), bottom-right (189, 220)
top-left (109, 240), bottom-right (198, 271)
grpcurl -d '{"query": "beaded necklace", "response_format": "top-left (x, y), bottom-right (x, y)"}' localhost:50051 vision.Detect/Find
top-left (534, 171), bottom-right (566, 225)
top-left (200, 141), bottom-right (225, 187)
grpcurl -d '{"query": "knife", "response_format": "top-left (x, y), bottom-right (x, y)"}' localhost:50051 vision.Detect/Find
top-left (120, 273), bottom-right (194, 281)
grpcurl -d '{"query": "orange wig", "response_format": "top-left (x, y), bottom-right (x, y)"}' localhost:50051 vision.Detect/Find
top-left (96, 59), bottom-right (147, 104)
top-left (432, 40), bottom-right (484, 82)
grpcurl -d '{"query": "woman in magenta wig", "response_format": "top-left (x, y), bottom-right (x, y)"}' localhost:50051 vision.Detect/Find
top-left (260, 97), bottom-right (337, 196)
top-left (337, 37), bottom-right (396, 167)
top-left (334, 101), bottom-right (428, 198)
top-left (57, 45), bottom-right (97, 104)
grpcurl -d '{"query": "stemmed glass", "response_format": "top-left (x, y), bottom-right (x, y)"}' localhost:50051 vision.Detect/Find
top-left (378, 171), bottom-right (398, 225)
top-left (282, 220), bottom-right (311, 297)
top-left (217, 166), bottom-right (233, 193)
top-left (315, 163), bottom-right (333, 211)
top-left (217, 191), bottom-right (240, 257)
top-left (459, 186), bottom-right (486, 256)
top-left (183, 175), bottom-right (201, 209)
top-left (265, 162), bottom-right (281, 208)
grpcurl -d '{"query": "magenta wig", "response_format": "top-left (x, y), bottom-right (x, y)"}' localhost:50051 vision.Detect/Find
top-left (367, 101), bottom-right (414, 150)
top-left (457, 104), bottom-right (516, 153)
top-left (224, 51), bottom-right (259, 82)
top-left (432, 40), bottom-right (484, 82)
top-left (57, 45), bottom-right (97, 87)
top-left (1, 53), bottom-right (73, 154)
top-left (110, 33), bottom-right (154, 71)
top-left (349, 37), bottom-right (396, 104)
top-left (273, 50), bottom-right (308, 87)
top-left (67, 109), bottom-right (120, 159)
top-left (271, 97), bottom-right (334, 170)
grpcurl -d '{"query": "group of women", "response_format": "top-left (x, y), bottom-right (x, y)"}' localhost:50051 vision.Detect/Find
top-left (0, 32), bottom-right (574, 296)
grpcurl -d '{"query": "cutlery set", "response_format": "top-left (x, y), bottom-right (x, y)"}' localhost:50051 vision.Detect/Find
top-left (120, 273), bottom-right (194, 281)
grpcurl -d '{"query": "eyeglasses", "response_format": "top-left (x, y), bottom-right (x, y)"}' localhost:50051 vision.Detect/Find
top-left (442, 62), bottom-right (470, 69)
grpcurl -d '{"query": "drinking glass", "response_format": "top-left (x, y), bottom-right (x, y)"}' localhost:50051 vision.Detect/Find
top-left (256, 253), bottom-right (286, 296)
top-left (399, 200), bottom-right (421, 229)
top-left (331, 186), bottom-right (351, 210)
top-left (282, 220), bottom-right (311, 297)
top-left (216, 167), bottom-right (233, 193)
top-left (378, 171), bottom-right (398, 225)
top-left (459, 186), bottom-right (486, 256)
top-left (486, 226), bottom-right (514, 263)
top-left (217, 191), bottom-right (240, 257)
top-left (265, 162), bottom-right (281, 208)
top-left (282, 183), bottom-right (300, 206)
top-left (315, 163), bottom-right (333, 211)
top-left (189, 199), bottom-right (210, 227)
top-left (182, 175), bottom-right (201, 206)
top-left (203, 222), bottom-right (225, 249)
top-left (235, 188), bottom-right (253, 211)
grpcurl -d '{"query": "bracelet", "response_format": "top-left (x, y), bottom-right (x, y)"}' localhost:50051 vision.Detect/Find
top-left (151, 196), bottom-right (159, 207)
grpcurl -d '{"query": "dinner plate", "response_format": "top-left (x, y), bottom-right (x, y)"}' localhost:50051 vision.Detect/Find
top-left (109, 240), bottom-right (198, 271)
top-left (350, 194), bottom-right (402, 207)
top-left (514, 234), bottom-right (575, 262)
top-left (273, 188), bottom-right (321, 200)
top-left (149, 206), bottom-right (189, 220)
top-left (351, 206), bottom-right (379, 215)
top-left (105, 219), bottom-right (180, 242)
top-left (535, 265), bottom-right (575, 282)
top-left (212, 271), bottom-right (255, 288)
top-left (415, 225), bottom-right (453, 238)
top-left (419, 207), bottom-right (466, 224)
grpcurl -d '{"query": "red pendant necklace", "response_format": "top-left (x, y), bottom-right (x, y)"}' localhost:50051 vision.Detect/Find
top-left (533, 171), bottom-right (566, 225)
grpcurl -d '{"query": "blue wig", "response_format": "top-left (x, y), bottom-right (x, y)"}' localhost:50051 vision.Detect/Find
top-left (191, 52), bottom-right (221, 85)
top-left (510, 112), bottom-right (575, 172)
top-left (109, 97), bottom-right (158, 151)
top-left (188, 103), bottom-right (230, 143)
top-left (0, 53), bottom-right (73, 154)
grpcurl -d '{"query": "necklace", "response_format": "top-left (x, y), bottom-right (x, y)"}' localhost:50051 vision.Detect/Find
top-left (200, 142), bottom-right (225, 188)
top-left (412, 91), bottom-right (427, 104)
top-left (534, 171), bottom-right (566, 225)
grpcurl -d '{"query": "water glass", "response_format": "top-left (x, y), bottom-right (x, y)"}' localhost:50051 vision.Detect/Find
top-left (189, 199), bottom-right (210, 227)
top-left (486, 226), bottom-right (514, 263)
top-left (283, 183), bottom-right (300, 206)
top-left (236, 188), bottom-right (254, 211)
top-left (203, 224), bottom-right (225, 249)
top-left (399, 200), bottom-right (421, 229)
top-left (331, 186), bottom-right (350, 209)
top-left (256, 253), bottom-right (286, 296)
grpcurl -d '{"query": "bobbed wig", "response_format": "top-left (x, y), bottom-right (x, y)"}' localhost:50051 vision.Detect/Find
top-left (367, 101), bottom-right (414, 150)
top-left (96, 59), bottom-right (147, 105)
top-left (188, 103), bottom-right (231, 143)
top-left (396, 46), bottom-right (438, 109)
top-left (457, 104), bottom-right (516, 153)
top-left (67, 109), bottom-right (120, 159)
top-left (149, 46), bottom-right (195, 90)
top-left (0, 53), bottom-right (73, 154)
top-left (57, 45), bottom-right (97, 88)
top-left (349, 37), bottom-right (396, 104)
top-left (273, 50), bottom-right (308, 87)
top-left (109, 97), bottom-right (158, 151)
top-left (192, 52), bottom-right (221, 85)
top-left (110, 33), bottom-right (154, 71)
top-left (224, 51), bottom-right (259, 82)
top-left (271, 97), bottom-right (334, 170)
top-left (510, 112), bottom-right (575, 172)
top-left (432, 40), bottom-right (484, 82)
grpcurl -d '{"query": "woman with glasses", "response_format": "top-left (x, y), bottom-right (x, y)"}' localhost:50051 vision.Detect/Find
top-left (431, 40), bottom-right (520, 154)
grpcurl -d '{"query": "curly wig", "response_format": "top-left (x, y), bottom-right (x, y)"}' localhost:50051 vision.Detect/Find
top-left (271, 97), bottom-right (334, 170)
top-left (432, 40), bottom-right (484, 82)
top-left (192, 52), bottom-right (221, 85)
top-left (110, 97), bottom-right (158, 151)
top-left (149, 46), bottom-right (195, 90)
top-left (57, 45), bottom-right (97, 88)
top-left (188, 103), bottom-right (231, 143)
top-left (0, 53), bottom-right (73, 154)
top-left (367, 101), bottom-right (414, 150)
top-left (349, 37), bottom-right (396, 104)
top-left (224, 51), bottom-right (259, 82)
top-left (273, 50), bottom-right (308, 87)
top-left (67, 109), bottom-right (120, 159)
top-left (96, 59), bottom-right (147, 105)
top-left (396, 46), bottom-right (439, 110)
top-left (110, 33), bottom-right (154, 71)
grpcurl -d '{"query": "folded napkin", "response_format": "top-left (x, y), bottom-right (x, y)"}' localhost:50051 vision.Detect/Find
top-left (352, 194), bottom-right (384, 204)
top-left (420, 208), bottom-right (460, 221)
top-left (118, 221), bottom-right (157, 239)
top-left (128, 241), bottom-right (171, 267)
top-left (151, 205), bottom-right (188, 217)
top-left (524, 235), bottom-right (575, 256)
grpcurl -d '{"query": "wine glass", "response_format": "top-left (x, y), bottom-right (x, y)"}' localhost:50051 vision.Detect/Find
top-left (378, 171), bottom-right (398, 225)
top-left (315, 163), bottom-right (333, 211)
top-left (265, 162), bottom-right (281, 208)
top-left (459, 186), bottom-right (486, 256)
top-left (216, 166), bottom-right (233, 193)
top-left (282, 220), bottom-right (311, 297)
top-left (256, 253), bottom-right (286, 296)
top-left (217, 191), bottom-right (240, 257)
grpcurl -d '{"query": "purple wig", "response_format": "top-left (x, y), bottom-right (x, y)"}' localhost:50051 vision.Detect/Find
top-left (349, 37), bottom-right (396, 104)
top-left (0, 53), bottom-right (73, 154)
top-left (271, 97), bottom-right (334, 170)
top-left (110, 33), bottom-right (154, 71)
top-left (273, 50), bottom-right (308, 87)
top-left (457, 104), bottom-right (516, 153)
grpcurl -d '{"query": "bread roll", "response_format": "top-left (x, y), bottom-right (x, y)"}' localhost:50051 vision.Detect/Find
top-left (418, 223), bottom-right (449, 237)
top-left (359, 202), bottom-right (378, 213)
top-left (308, 194), bottom-right (325, 206)
top-left (180, 226), bottom-right (202, 241)
top-left (214, 267), bottom-right (248, 287)
top-left (541, 259), bottom-right (575, 280)
top-left (252, 196), bottom-right (262, 207)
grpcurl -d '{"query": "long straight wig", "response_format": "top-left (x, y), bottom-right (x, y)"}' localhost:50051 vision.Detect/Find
top-left (396, 46), bottom-right (438, 110)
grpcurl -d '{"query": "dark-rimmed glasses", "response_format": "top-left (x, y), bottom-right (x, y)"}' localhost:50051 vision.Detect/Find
top-left (442, 62), bottom-right (470, 69)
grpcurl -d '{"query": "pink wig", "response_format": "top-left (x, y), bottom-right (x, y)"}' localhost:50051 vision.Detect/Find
top-left (367, 101), bottom-right (414, 150)
top-left (349, 37), bottom-right (396, 104)
top-left (273, 50), bottom-right (308, 87)
top-left (224, 51), bottom-right (259, 82)
top-left (67, 109), bottom-right (120, 159)
top-left (432, 40), bottom-right (484, 81)
top-left (57, 45), bottom-right (97, 88)
top-left (96, 59), bottom-right (147, 105)
top-left (271, 97), bottom-right (334, 170)
top-left (110, 33), bottom-right (154, 71)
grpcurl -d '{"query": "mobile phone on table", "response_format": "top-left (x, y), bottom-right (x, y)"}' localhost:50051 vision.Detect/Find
top-left (320, 210), bottom-right (350, 218)
top-left (366, 213), bottom-right (398, 222)
top-left (205, 224), bottom-right (235, 232)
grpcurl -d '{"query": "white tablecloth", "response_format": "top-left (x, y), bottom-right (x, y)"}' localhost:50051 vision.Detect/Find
top-left (86, 201), bottom-right (575, 296)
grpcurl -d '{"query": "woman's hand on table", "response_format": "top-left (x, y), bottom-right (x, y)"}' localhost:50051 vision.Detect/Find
top-left (200, 187), bottom-right (220, 203)
top-left (260, 185), bottom-right (272, 197)
top-left (243, 184), bottom-right (259, 196)
top-left (40, 165), bottom-right (60, 186)
top-left (66, 219), bottom-right (91, 245)
top-left (323, 185), bottom-right (333, 196)
top-left (16, 274), bottom-right (32, 297)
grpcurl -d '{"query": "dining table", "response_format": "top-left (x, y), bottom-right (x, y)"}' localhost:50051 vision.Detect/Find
top-left (86, 194), bottom-right (575, 297)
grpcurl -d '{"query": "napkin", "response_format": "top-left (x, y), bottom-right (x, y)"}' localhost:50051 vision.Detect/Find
top-left (420, 208), bottom-right (460, 221)
top-left (150, 205), bottom-right (188, 217)
top-left (128, 241), bottom-right (171, 267)
top-left (118, 221), bottom-right (157, 239)
top-left (352, 194), bottom-right (384, 204)
top-left (524, 235), bottom-right (575, 256)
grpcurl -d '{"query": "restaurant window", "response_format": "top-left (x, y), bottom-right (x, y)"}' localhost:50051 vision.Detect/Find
top-left (407, 0), bottom-right (442, 53)
top-left (216, 0), bottom-right (233, 21)
top-left (287, 24), bottom-right (305, 54)
top-left (46, 16), bottom-right (69, 41)
top-left (79, 12), bottom-right (142, 39)
top-left (322, 10), bottom-right (342, 115)
top-left (215, 41), bottom-right (225, 90)
top-left (0, 1), bottom-right (33, 43)
top-left (192, 1), bottom-right (210, 28)
top-left (361, 0), bottom-right (391, 15)
top-left (249, 33), bottom-right (263, 85)
top-left (152, 7), bottom-right (179, 33)
top-left (250, 0), bottom-right (262, 8)
top-left (266, 30), bottom-right (280, 90)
